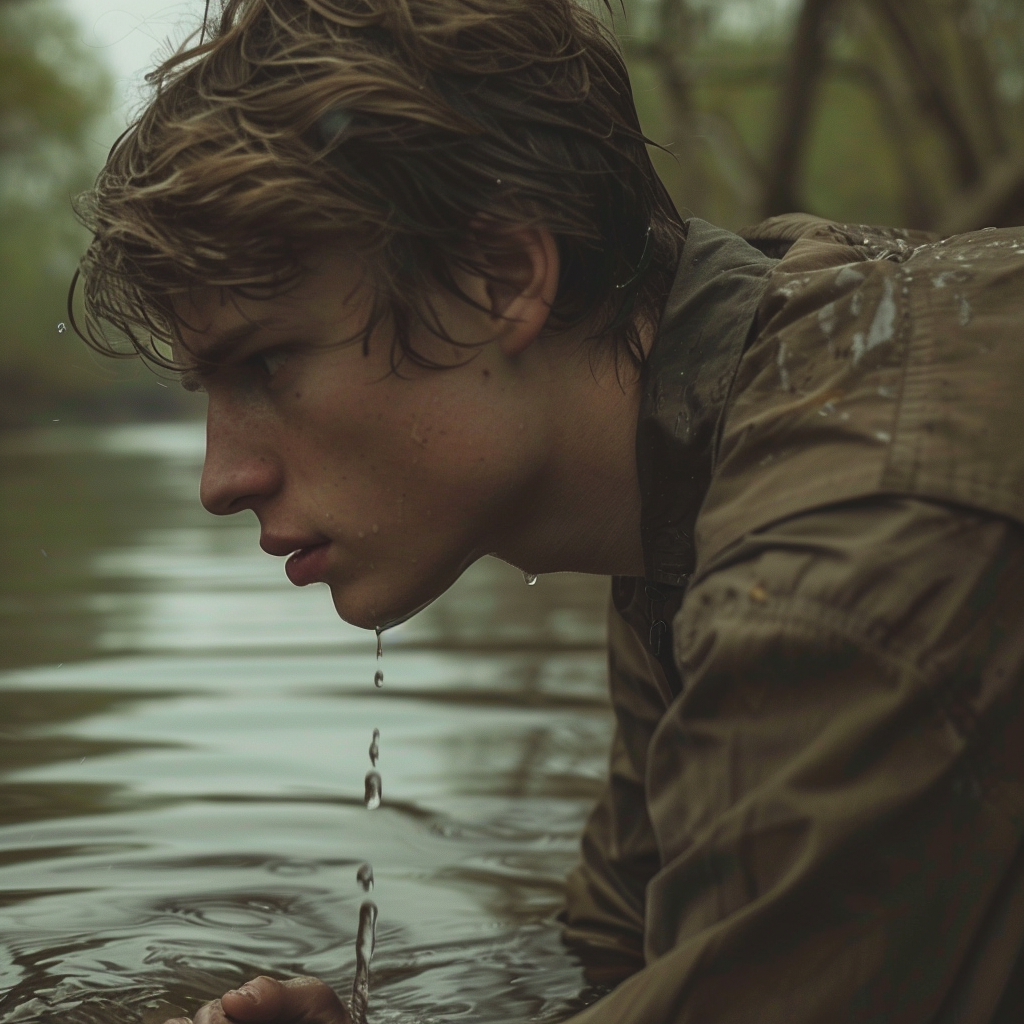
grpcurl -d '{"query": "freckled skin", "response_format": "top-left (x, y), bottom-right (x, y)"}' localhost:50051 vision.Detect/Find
top-left (175, 226), bottom-right (650, 631)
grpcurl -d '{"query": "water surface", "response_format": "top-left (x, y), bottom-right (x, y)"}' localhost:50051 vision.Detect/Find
top-left (0, 423), bottom-right (614, 1023)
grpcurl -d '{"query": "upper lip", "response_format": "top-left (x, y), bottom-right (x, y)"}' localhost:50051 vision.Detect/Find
top-left (260, 533), bottom-right (329, 557)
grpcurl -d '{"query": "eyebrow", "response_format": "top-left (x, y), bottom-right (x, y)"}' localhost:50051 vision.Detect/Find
top-left (185, 315), bottom-right (283, 368)
top-left (176, 315), bottom-right (285, 389)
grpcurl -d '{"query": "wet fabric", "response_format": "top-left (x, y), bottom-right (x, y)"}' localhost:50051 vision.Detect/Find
top-left (561, 215), bottom-right (1024, 1022)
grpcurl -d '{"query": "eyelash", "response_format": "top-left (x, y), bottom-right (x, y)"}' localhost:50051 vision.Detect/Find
top-left (178, 347), bottom-right (291, 392)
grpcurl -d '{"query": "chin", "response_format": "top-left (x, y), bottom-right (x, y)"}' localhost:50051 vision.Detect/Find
top-left (327, 575), bottom-right (443, 633)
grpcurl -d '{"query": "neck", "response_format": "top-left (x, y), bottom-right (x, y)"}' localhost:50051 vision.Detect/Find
top-left (495, 329), bottom-right (652, 579)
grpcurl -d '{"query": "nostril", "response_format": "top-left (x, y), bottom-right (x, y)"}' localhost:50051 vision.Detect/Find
top-left (200, 455), bottom-right (281, 516)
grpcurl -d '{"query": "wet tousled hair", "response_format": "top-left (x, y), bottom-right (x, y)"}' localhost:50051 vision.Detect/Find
top-left (71, 0), bottom-right (686, 374)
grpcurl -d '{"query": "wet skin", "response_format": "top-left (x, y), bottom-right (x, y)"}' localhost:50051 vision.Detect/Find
top-left (177, 224), bottom-right (650, 633)
top-left (165, 223), bottom-right (653, 1023)
top-left (166, 975), bottom-right (352, 1024)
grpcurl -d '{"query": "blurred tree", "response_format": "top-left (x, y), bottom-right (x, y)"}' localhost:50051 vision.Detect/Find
top-left (616, 0), bottom-right (1024, 232)
top-left (0, 0), bottom-right (196, 427)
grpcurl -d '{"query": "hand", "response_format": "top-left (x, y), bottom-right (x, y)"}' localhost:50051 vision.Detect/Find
top-left (163, 975), bottom-right (352, 1024)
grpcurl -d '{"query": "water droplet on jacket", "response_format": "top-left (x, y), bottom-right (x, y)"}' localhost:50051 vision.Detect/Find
top-left (356, 862), bottom-right (374, 891)
top-left (364, 771), bottom-right (382, 810)
top-left (369, 728), bottom-right (380, 765)
top-left (373, 669), bottom-right (384, 688)
top-left (523, 572), bottom-right (538, 586)
top-left (350, 899), bottom-right (378, 1024)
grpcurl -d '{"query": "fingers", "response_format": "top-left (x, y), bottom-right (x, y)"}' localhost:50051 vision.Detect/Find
top-left (190, 996), bottom-right (230, 1024)
top-left (218, 975), bottom-right (351, 1024)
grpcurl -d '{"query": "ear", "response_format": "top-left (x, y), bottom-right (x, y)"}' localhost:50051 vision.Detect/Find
top-left (469, 220), bottom-right (560, 358)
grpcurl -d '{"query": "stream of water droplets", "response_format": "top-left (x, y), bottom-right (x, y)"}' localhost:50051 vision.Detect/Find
top-left (350, 899), bottom-right (378, 1024)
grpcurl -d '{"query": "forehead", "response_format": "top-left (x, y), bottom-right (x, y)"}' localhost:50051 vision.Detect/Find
top-left (171, 253), bottom-right (368, 366)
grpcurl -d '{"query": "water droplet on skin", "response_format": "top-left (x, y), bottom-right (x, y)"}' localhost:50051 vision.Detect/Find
top-left (364, 771), bottom-right (382, 810)
top-left (350, 899), bottom-right (378, 1024)
top-left (523, 572), bottom-right (538, 586)
top-left (356, 863), bottom-right (374, 892)
top-left (374, 669), bottom-right (384, 688)
top-left (369, 728), bottom-right (380, 765)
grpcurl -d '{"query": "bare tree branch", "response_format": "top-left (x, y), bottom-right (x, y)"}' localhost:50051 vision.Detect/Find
top-left (761, 0), bottom-right (842, 217)
top-left (940, 155), bottom-right (1024, 234)
top-left (831, 56), bottom-right (938, 228)
top-left (951, 0), bottom-right (1010, 160)
top-left (863, 0), bottom-right (983, 188)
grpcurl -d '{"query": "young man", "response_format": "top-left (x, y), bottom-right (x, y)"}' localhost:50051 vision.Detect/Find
top-left (72, 0), bottom-right (1024, 1020)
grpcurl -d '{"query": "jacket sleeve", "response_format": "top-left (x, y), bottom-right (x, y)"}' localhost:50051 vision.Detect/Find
top-left (560, 586), bottom-right (674, 980)
top-left (562, 496), bottom-right (1024, 1024)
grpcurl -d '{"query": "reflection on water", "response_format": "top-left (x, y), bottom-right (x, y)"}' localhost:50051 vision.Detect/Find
top-left (0, 424), bottom-right (614, 1023)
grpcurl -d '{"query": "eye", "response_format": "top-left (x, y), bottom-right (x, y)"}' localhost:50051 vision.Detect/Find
top-left (258, 348), bottom-right (289, 377)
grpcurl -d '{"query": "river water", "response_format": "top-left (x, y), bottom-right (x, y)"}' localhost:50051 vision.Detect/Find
top-left (0, 423), bottom-right (615, 1023)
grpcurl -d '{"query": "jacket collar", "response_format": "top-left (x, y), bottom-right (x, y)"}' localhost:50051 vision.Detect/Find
top-left (637, 219), bottom-right (777, 585)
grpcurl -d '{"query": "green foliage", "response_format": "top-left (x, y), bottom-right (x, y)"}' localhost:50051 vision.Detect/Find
top-left (3, 0), bottom-right (1023, 427)
top-left (0, 0), bottom-right (195, 428)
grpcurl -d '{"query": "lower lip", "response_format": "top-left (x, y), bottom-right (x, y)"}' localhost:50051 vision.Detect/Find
top-left (285, 543), bottom-right (330, 586)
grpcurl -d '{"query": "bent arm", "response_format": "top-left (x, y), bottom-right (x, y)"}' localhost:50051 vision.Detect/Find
top-left (561, 585), bottom-right (677, 979)
top-left (565, 497), bottom-right (1024, 1023)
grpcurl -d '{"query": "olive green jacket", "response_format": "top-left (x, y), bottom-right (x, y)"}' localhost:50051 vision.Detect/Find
top-left (561, 215), bottom-right (1024, 1022)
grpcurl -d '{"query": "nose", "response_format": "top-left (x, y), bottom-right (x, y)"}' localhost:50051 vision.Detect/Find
top-left (200, 401), bottom-right (282, 516)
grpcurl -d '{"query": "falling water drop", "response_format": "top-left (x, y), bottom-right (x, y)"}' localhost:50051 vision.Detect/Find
top-left (375, 626), bottom-right (382, 660)
top-left (369, 728), bottom-right (380, 766)
top-left (364, 770), bottom-right (382, 810)
top-left (356, 862), bottom-right (374, 892)
top-left (373, 669), bottom-right (384, 688)
top-left (523, 572), bottom-right (538, 586)
top-left (349, 899), bottom-right (378, 1024)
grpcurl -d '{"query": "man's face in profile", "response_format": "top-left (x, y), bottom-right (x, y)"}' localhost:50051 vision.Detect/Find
top-left (174, 252), bottom-right (551, 631)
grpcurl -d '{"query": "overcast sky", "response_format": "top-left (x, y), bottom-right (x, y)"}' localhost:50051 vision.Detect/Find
top-left (60, 0), bottom-right (205, 124)
top-left (57, 0), bottom-right (796, 156)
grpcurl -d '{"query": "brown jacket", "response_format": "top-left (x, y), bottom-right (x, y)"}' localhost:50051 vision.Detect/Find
top-left (561, 215), bottom-right (1024, 1022)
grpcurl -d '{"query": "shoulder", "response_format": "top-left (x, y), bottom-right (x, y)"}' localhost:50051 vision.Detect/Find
top-left (695, 221), bottom-right (1024, 573)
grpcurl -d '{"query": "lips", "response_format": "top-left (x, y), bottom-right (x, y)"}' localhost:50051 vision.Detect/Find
top-left (284, 542), bottom-right (330, 586)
